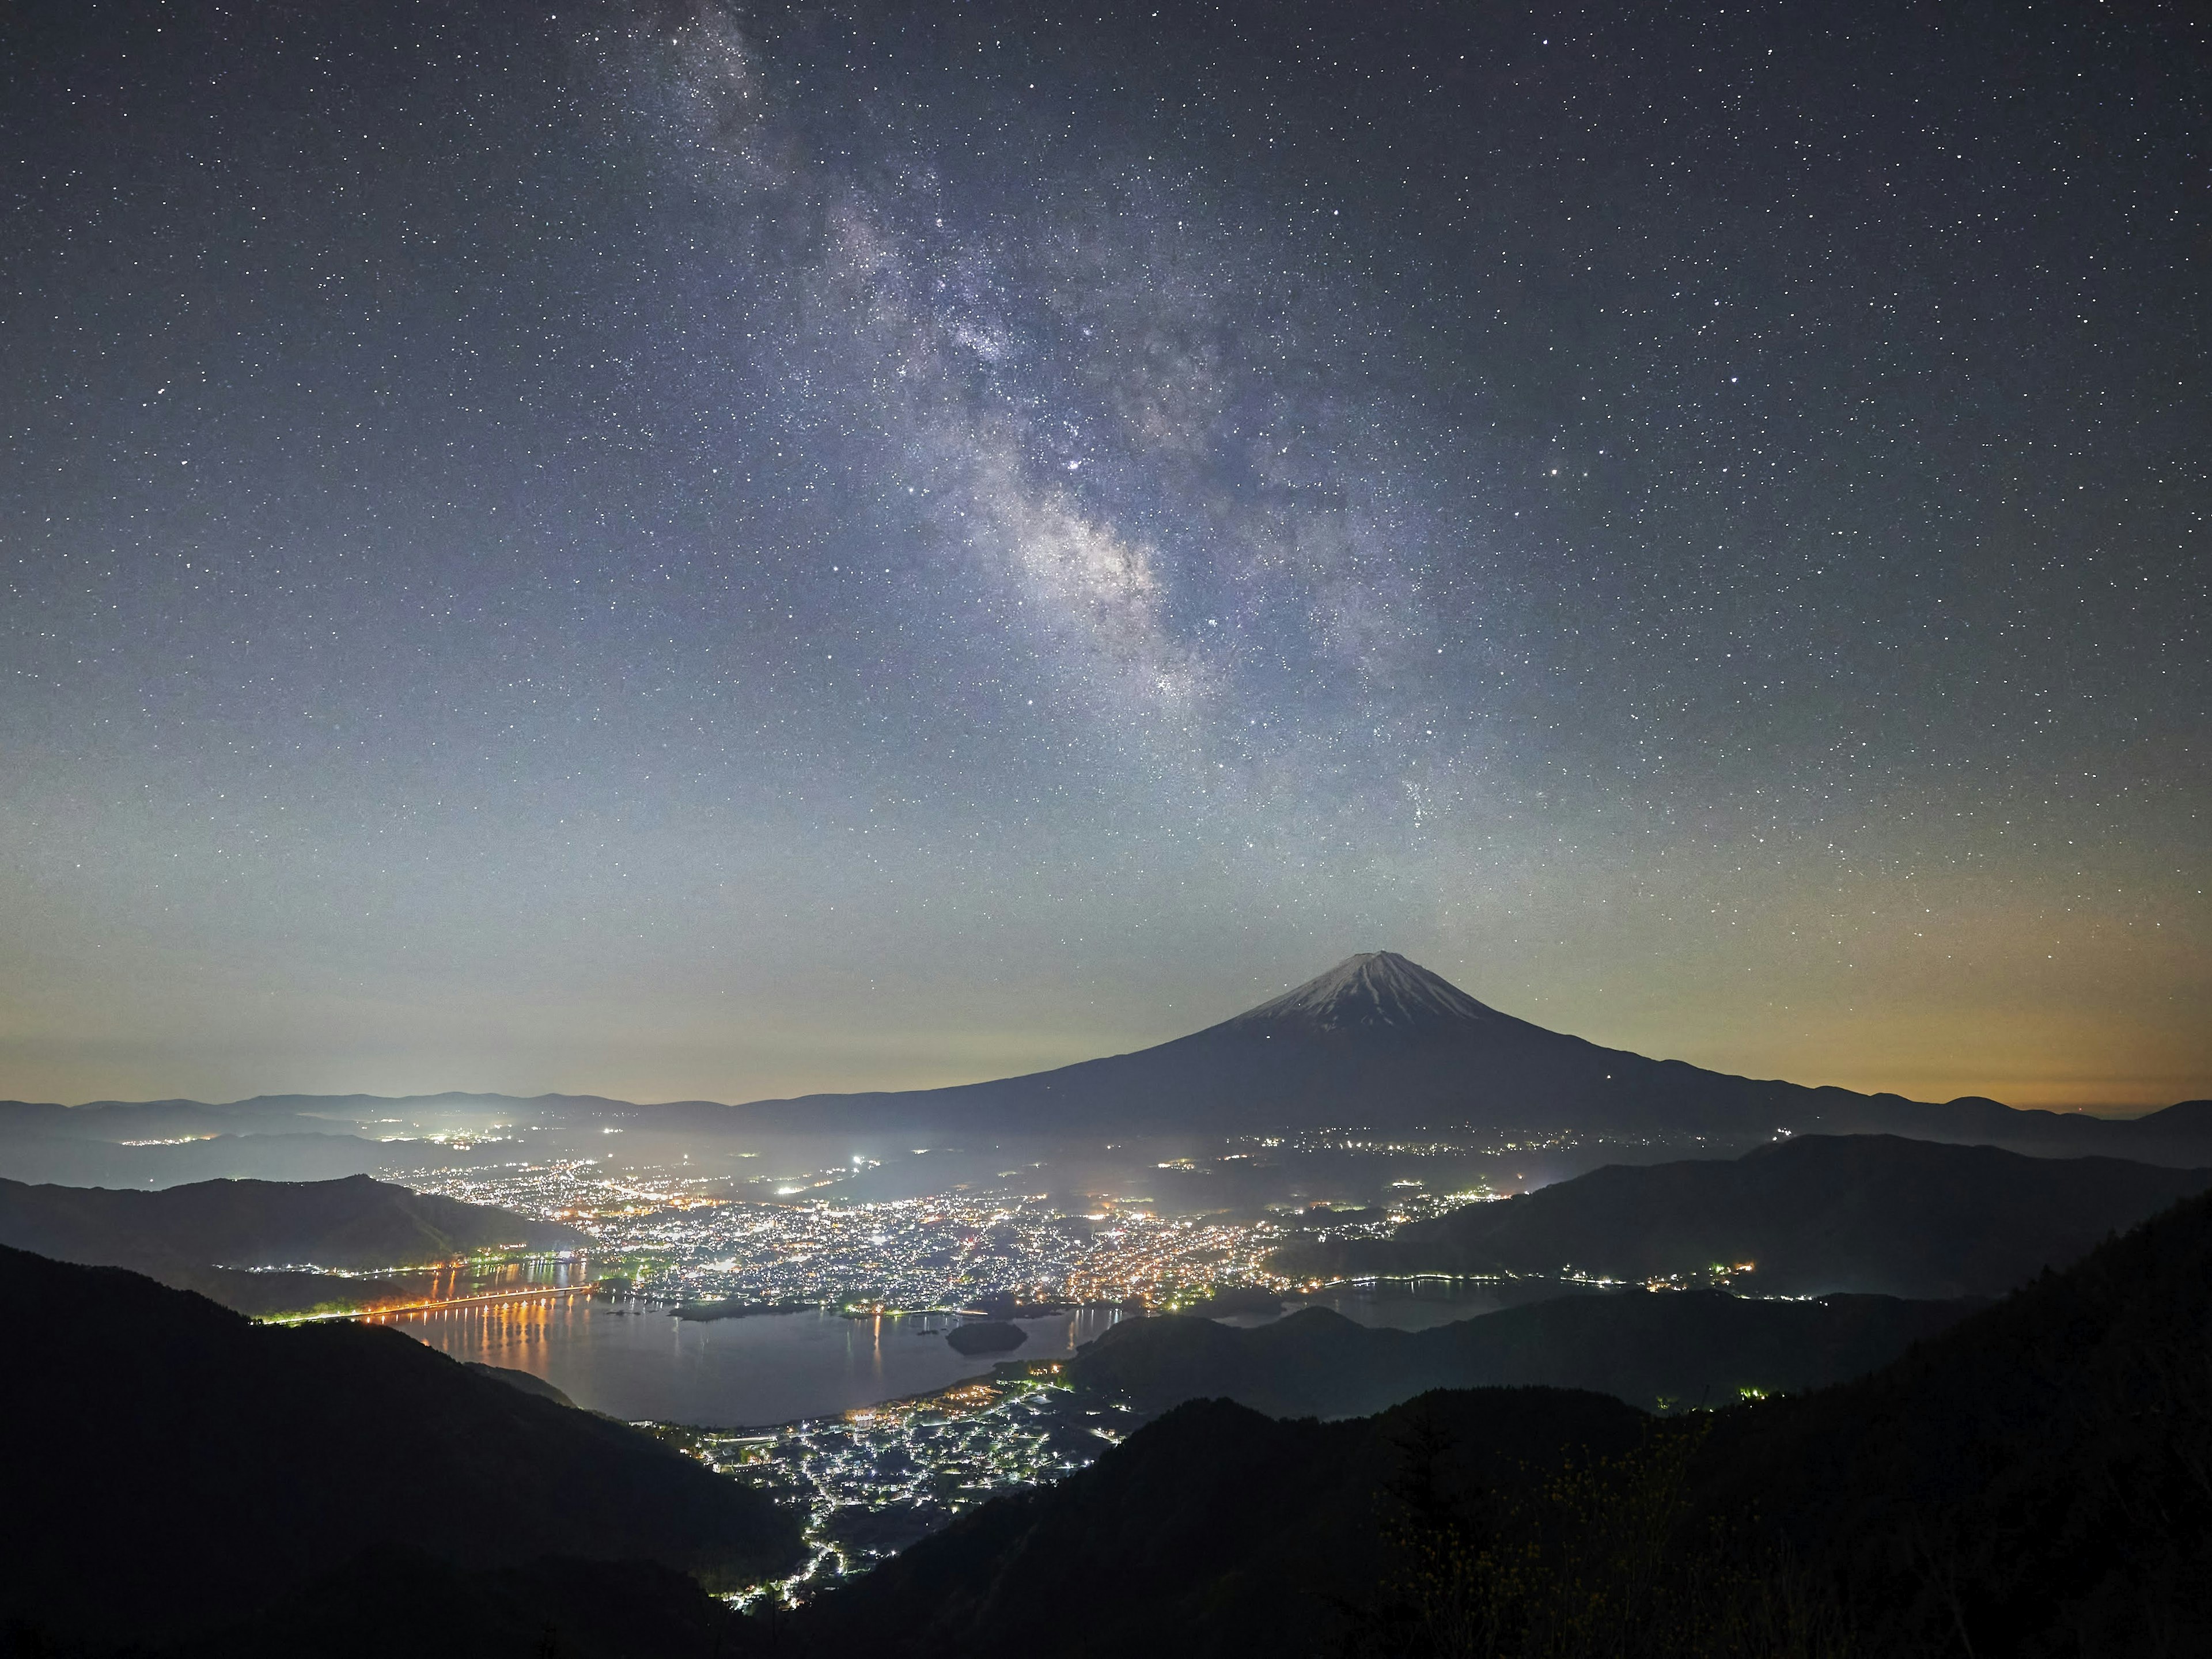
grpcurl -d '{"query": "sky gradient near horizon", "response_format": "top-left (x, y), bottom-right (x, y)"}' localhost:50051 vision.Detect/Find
top-left (3, 0), bottom-right (2207, 1111)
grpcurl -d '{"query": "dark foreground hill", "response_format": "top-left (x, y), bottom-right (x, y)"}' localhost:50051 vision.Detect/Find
top-left (1071, 1290), bottom-right (1977, 1418)
top-left (1282, 1132), bottom-right (2212, 1297)
top-left (786, 1187), bottom-right (2212, 1657)
top-left (0, 1244), bottom-right (801, 1653)
top-left (1694, 1182), bottom-right (2212, 1654)
top-left (159, 1552), bottom-right (749, 1659)
top-left (0, 1171), bottom-right (586, 1314)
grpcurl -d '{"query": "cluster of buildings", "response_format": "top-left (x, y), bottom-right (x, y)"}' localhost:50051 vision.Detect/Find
top-left (653, 1371), bottom-right (1136, 1600)
top-left (389, 1154), bottom-right (1510, 1601)
top-left (401, 1158), bottom-right (1300, 1310)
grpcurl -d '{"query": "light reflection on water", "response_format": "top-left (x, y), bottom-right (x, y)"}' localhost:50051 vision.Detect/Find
top-left (383, 1278), bottom-right (1547, 1423)
top-left (382, 1297), bottom-right (1127, 1427)
top-left (361, 1253), bottom-right (590, 1311)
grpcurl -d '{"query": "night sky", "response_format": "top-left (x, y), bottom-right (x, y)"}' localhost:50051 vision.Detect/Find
top-left (3, 0), bottom-right (2206, 1110)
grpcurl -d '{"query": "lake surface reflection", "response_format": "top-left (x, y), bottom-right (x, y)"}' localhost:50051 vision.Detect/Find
top-left (385, 1277), bottom-right (1567, 1423)
top-left (384, 1298), bottom-right (1128, 1426)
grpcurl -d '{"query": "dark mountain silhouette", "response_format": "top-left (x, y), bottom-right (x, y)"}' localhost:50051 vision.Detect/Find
top-left (1283, 1132), bottom-right (2212, 1297)
top-left (1689, 1182), bottom-right (2212, 1655)
top-left (715, 952), bottom-right (1933, 1137)
top-left (0, 1244), bottom-right (802, 1652)
top-left (786, 1185), bottom-right (2212, 1657)
top-left (7, 955), bottom-right (2209, 1160)
top-left (0, 1171), bottom-right (582, 1270)
top-left (467, 1361), bottom-right (580, 1407)
top-left (1069, 1290), bottom-right (1978, 1419)
top-left (0, 1172), bottom-right (587, 1314)
top-left (164, 1550), bottom-right (753, 1659)
top-left (711, 954), bottom-right (2212, 1153)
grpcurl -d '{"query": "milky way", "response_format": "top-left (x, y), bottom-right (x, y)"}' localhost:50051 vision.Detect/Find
top-left (2, 1), bottom-right (2205, 1108)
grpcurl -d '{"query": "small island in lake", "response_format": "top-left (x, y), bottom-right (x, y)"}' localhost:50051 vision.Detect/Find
top-left (945, 1320), bottom-right (1028, 1355)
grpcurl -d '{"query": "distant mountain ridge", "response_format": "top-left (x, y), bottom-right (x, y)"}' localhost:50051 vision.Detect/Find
top-left (1283, 1134), bottom-right (2212, 1297)
top-left (1070, 1290), bottom-right (1978, 1419)
top-left (6, 953), bottom-right (2209, 1158)
top-left (0, 1172), bottom-right (587, 1313)
top-left (0, 1171), bottom-right (582, 1271)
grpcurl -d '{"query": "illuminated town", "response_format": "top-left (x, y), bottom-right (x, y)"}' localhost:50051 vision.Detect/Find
top-left (393, 1154), bottom-right (1499, 1313)
top-left (229, 1142), bottom-right (1813, 1605)
top-left (347, 1151), bottom-right (1542, 1603)
top-left (358, 1152), bottom-right (1505, 1601)
top-left (644, 1368), bottom-right (1138, 1603)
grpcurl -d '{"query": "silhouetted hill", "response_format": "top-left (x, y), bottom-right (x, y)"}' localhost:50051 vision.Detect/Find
top-left (467, 1361), bottom-right (580, 1407)
top-left (0, 1171), bottom-right (582, 1270)
top-left (0, 1172), bottom-right (586, 1314)
top-left (790, 1387), bottom-right (1649, 1659)
top-left (165, 1550), bottom-right (748, 1659)
top-left (0, 1245), bottom-right (802, 1652)
top-left (1283, 1134), bottom-right (2212, 1297)
top-left (1692, 1184), bottom-right (2212, 1655)
top-left (2132, 1096), bottom-right (2212, 1154)
top-left (1071, 1290), bottom-right (1978, 1418)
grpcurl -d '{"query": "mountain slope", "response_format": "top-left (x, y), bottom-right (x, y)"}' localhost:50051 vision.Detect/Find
top-left (1070, 1290), bottom-right (1979, 1418)
top-left (705, 954), bottom-right (2212, 1154)
top-left (1286, 1133), bottom-right (2212, 1296)
top-left (743, 950), bottom-right (1800, 1136)
top-left (0, 1244), bottom-right (801, 1649)
top-left (168, 1550), bottom-right (758, 1659)
top-left (1694, 1185), bottom-right (2212, 1655)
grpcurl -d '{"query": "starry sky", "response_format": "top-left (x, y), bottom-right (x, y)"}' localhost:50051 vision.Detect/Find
top-left (3, 0), bottom-right (2206, 1111)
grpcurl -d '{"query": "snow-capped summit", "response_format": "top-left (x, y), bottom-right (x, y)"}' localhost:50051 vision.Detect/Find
top-left (668, 947), bottom-right (2065, 1145)
top-left (1223, 950), bottom-right (1507, 1035)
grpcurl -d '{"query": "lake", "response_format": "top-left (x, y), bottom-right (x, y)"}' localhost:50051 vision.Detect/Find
top-left (382, 1275), bottom-right (1552, 1424)
top-left (384, 1296), bottom-right (1128, 1426)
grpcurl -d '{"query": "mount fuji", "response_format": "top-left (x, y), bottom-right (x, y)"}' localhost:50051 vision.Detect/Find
top-left (12, 954), bottom-right (2207, 1164)
top-left (707, 952), bottom-right (2211, 1157)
